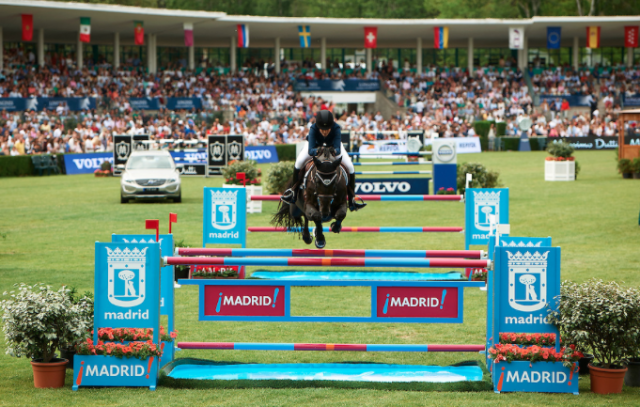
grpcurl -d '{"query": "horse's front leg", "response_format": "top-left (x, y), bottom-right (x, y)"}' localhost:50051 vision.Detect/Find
top-left (301, 217), bottom-right (313, 245)
top-left (331, 202), bottom-right (348, 233)
top-left (305, 203), bottom-right (326, 249)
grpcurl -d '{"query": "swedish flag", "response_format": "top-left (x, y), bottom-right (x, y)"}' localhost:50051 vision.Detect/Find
top-left (298, 26), bottom-right (311, 48)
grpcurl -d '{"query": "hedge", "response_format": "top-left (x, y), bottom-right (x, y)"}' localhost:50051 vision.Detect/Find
top-left (500, 137), bottom-right (521, 151)
top-left (0, 154), bottom-right (65, 177)
top-left (474, 121), bottom-right (506, 138)
top-left (275, 144), bottom-right (296, 161)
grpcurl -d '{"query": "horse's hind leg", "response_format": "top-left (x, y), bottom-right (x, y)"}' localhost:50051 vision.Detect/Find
top-left (301, 217), bottom-right (313, 245)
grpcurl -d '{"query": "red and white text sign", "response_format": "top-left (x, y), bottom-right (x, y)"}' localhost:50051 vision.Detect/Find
top-left (376, 287), bottom-right (459, 319)
top-left (204, 285), bottom-right (285, 316)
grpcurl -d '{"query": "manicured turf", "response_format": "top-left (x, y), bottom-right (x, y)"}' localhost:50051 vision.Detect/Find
top-left (0, 150), bottom-right (639, 406)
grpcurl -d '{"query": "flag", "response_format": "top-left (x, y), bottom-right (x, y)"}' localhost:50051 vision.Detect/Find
top-left (169, 213), bottom-right (177, 233)
top-left (509, 27), bottom-right (524, 49)
top-left (22, 14), bottom-right (33, 42)
top-left (364, 27), bottom-right (377, 49)
top-left (298, 25), bottom-right (311, 48)
top-left (237, 24), bottom-right (249, 48)
top-left (434, 27), bottom-right (448, 49)
top-left (586, 26), bottom-right (600, 49)
top-left (145, 219), bottom-right (159, 241)
top-left (184, 23), bottom-right (193, 47)
top-left (625, 26), bottom-right (639, 48)
top-left (134, 21), bottom-right (144, 46)
top-left (546, 27), bottom-right (561, 49)
top-left (79, 17), bottom-right (91, 43)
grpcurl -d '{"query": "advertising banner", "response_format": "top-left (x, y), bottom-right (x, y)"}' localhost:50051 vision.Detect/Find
top-left (166, 97), bottom-right (202, 110)
top-left (295, 79), bottom-right (380, 92)
top-left (64, 152), bottom-right (113, 175)
top-left (113, 135), bottom-right (132, 174)
top-left (244, 146), bottom-right (279, 163)
top-left (538, 94), bottom-right (590, 107)
top-left (207, 135), bottom-right (245, 175)
top-left (424, 137), bottom-right (481, 154)
top-left (129, 98), bottom-right (161, 110)
top-left (375, 287), bottom-right (459, 320)
top-left (204, 285), bottom-right (285, 317)
top-left (203, 187), bottom-right (247, 247)
top-left (355, 178), bottom-right (430, 195)
top-left (0, 97), bottom-right (96, 112)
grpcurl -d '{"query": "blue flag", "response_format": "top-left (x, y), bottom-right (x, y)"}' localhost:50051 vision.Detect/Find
top-left (298, 26), bottom-right (311, 48)
top-left (547, 27), bottom-right (561, 49)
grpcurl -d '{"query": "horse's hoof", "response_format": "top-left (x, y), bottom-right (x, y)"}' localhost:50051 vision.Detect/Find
top-left (303, 235), bottom-right (313, 245)
top-left (330, 222), bottom-right (342, 233)
top-left (315, 239), bottom-right (326, 249)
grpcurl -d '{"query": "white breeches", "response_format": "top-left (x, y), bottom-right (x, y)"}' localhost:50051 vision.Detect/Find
top-left (295, 148), bottom-right (354, 174)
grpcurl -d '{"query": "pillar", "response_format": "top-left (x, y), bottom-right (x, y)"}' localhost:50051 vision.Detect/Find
top-left (416, 37), bottom-right (422, 74)
top-left (230, 36), bottom-right (237, 73)
top-left (114, 32), bottom-right (120, 69)
top-left (76, 33), bottom-right (83, 70)
top-left (573, 36), bottom-right (579, 70)
top-left (274, 37), bottom-right (280, 74)
top-left (366, 48), bottom-right (372, 74)
top-left (321, 37), bottom-right (327, 70)
top-left (467, 37), bottom-right (474, 75)
top-left (188, 44), bottom-right (195, 70)
top-left (627, 47), bottom-right (633, 68)
top-left (147, 34), bottom-right (157, 74)
top-left (0, 27), bottom-right (3, 71)
top-left (518, 35), bottom-right (528, 70)
top-left (37, 29), bottom-right (44, 67)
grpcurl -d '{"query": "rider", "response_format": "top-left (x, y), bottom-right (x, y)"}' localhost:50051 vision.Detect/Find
top-left (282, 110), bottom-right (366, 211)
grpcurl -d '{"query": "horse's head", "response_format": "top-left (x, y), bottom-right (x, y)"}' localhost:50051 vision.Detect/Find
top-left (312, 154), bottom-right (343, 220)
top-left (316, 145), bottom-right (337, 161)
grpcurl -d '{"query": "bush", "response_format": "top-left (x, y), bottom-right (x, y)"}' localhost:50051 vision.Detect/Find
top-left (0, 154), bottom-right (66, 177)
top-left (275, 144), bottom-right (296, 161)
top-left (546, 140), bottom-right (574, 158)
top-left (457, 162), bottom-right (502, 195)
top-left (500, 137), bottom-right (521, 151)
top-left (529, 137), bottom-right (547, 151)
top-left (474, 120), bottom-right (506, 137)
top-left (265, 161), bottom-right (295, 194)
top-left (221, 159), bottom-right (261, 185)
top-left (632, 157), bottom-right (640, 174)
top-left (617, 158), bottom-right (633, 174)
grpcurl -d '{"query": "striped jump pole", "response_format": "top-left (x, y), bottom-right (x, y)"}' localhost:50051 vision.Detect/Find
top-left (176, 247), bottom-right (484, 259)
top-left (349, 152), bottom-right (432, 156)
top-left (177, 342), bottom-right (485, 352)
top-left (248, 226), bottom-right (463, 233)
top-left (164, 256), bottom-right (491, 269)
top-left (353, 162), bottom-right (432, 166)
top-left (250, 195), bottom-right (463, 202)
top-left (355, 171), bottom-right (432, 175)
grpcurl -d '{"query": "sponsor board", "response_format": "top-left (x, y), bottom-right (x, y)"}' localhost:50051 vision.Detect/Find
top-left (128, 98), bottom-right (161, 110)
top-left (207, 135), bottom-right (245, 175)
top-left (245, 146), bottom-right (279, 163)
top-left (0, 97), bottom-right (96, 112)
top-left (425, 137), bottom-right (481, 154)
top-left (358, 140), bottom-right (407, 155)
top-left (204, 285), bottom-right (285, 316)
top-left (355, 178), bottom-right (430, 195)
top-left (493, 361), bottom-right (579, 394)
top-left (203, 187), bottom-right (247, 246)
top-left (376, 287), bottom-right (459, 320)
top-left (64, 153), bottom-right (113, 175)
top-left (465, 189), bottom-right (509, 246)
top-left (73, 355), bottom-right (158, 390)
top-left (550, 135), bottom-right (640, 150)
top-left (295, 79), bottom-right (380, 92)
top-left (165, 97), bottom-right (202, 110)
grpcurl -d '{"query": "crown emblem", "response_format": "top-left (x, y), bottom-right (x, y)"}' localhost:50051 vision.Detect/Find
top-left (212, 190), bottom-right (238, 201)
top-left (502, 240), bottom-right (542, 247)
top-left (506, 250), bottom-right (549, 266)
top-left (106, 247), bottom-right (148, 262)
top-left (473, 190), bottom-right (501, 203)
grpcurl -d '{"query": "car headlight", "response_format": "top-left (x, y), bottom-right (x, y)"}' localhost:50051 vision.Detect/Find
top-left (122, 176), bottom-right (135, 184)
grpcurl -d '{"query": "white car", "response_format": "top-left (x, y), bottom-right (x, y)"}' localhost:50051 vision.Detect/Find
top-left (120, 150), bottom-right (182, 203)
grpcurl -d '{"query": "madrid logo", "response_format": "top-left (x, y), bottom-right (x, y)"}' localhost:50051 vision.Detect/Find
top-left (211, 190), bottom-right (237, 230)
top-left (473, 190), bottom-right (501, 232)
top-left (227, 141), bottom-right (243, 161)
top-left (106, 247), bottom-right (147, 307)
top-left (507, 251), bottom-right (549, 312)
top-left (115, 141), bottom-right (130, 160)
top-left (209, 141), bottom-right (224, 162)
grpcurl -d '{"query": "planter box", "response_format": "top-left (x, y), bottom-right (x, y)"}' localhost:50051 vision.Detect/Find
top-left (493, 360), bottom-right (579, 394)
top-left (159, 341), bottom-right (174, 368)
top-left (223, 184), bottom-right (263, 213)
top-left (545, 161), bottom-right (575, 181)
top-left (72, 355), bottom-right (158, 391)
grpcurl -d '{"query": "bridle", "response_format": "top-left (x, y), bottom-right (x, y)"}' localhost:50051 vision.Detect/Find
top-left (313, 159), bottom-right (342, 207)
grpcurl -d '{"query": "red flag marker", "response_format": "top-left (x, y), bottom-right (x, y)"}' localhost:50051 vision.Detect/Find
top-left (169, 213), bottom-right (178, 234)
top-left (145, 219), bottom-right (159, 242)
top-left (236, 172), bottom-right (247, 186)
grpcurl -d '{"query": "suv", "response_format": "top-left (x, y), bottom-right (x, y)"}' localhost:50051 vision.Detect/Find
top-left (120, 150), bottom-right (182, 203)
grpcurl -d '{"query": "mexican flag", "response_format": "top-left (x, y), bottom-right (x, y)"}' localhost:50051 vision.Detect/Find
top-left (79, 17), bottom-right (91, 43)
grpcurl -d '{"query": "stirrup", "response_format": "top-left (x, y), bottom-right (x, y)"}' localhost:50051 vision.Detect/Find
top-left (349, 196), bottom-right (367, 212)
top-left (281, 188), bottom-right (296, 204)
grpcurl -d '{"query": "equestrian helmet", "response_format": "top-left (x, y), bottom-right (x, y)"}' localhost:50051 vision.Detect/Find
top-left (316, 110), bottom-right (334, 130)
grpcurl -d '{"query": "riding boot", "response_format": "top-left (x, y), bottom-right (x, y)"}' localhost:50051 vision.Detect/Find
top-left (348, 173), bottom-right (367, 211)
top-left (281, 168), bottom-right (300, 204)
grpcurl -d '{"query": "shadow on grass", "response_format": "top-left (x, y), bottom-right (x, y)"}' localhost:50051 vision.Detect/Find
top-left (159, 358), bottom-right (493, 392)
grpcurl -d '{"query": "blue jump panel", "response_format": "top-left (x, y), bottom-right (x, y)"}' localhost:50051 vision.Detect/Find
top-left (168, 363), bottom-right (484, 383)
top-left (250, 271), bottom-right (464, 281)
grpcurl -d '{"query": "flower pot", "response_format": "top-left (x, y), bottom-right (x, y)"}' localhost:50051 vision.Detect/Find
top-left (60, 348), bottom-right (76, 370)
top-left (31, 358), bottom-right (68, 388)
top-left (624, 358), bottom-right (640, 387)
top-left (578, 353), bottom-right (594, 375)
top-left (633, 173), bottom-right (640, 179)
top-left (545, 160), bottom-right (575, 181)
top-left (588, 363), bottom-right (627, 394)
top-left (223, 184), bottom-right (263, 213)
top-left (622, 173), bottom-right (633, 179)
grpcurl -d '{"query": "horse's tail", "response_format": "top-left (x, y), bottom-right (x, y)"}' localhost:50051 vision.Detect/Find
top-left (271, 179), bottom-right (304, 238)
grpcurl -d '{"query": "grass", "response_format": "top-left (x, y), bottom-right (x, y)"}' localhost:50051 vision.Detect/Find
top-left (0, 150), bottom-right (639, 406)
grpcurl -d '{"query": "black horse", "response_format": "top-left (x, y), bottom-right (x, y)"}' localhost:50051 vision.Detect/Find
top-left (272, 146), bottom-right (349, 248)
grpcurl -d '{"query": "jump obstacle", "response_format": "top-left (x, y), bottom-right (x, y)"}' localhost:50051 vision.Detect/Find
top-left (248, 226), bottom-right (464, 233)
top-left (355, 170), bottom-right (432, 175)
top-left (77, 219), bottom-right (577, 393)
top-left (250, 194), bottom-right (462, 201)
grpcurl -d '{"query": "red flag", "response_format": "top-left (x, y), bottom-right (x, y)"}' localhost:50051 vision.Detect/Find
top-left (364, 27), bottom-right (377, 49)
top-left (134, 21), bottom-right (144, 46)
top-left (169, 213), bottom-right (177, 234)
top-left (236, 172), bottom-right (246, 186)
top-left (22, 15), bottom-right (33, 42)
top-left (145, 219), bottom-right (159, 241)
top-left (625, 26), bottom-right (639, 48)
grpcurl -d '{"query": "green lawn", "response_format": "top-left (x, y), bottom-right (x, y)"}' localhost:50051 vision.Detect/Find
top-left (0, 150), bottom-right (639, 406)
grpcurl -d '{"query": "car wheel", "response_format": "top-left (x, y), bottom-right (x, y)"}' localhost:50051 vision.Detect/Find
top-left (174, 191), bottom-right (182, 203)
top-left (120, 194), bottom-right (129, 204)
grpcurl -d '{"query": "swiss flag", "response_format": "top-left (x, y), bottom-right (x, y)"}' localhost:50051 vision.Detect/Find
top-left (364, 27), bottom-right (377, 49)
top-left (625, 26), bottom-right (639, 48)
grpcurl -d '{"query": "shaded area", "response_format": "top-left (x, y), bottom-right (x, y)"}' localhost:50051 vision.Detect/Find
top-left (250, 271), bottom-right (464, 281)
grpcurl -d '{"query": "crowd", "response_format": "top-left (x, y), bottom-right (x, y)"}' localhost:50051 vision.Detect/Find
top-left (1, 46), bottom-right (639, 156)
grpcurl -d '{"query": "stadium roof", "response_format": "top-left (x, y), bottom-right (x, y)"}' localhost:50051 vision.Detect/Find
top-left (0, 0), bottom-right (639, 48)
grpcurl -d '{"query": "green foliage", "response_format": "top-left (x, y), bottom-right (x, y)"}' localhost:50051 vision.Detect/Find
top-left (574, 160), bottom-right (580, 180)
top-left (0, 156), bottom-right (36, 177)
top-left (275, 144), bottom-right (296, 161)
top-left (546, 140), bottom-right (575, 158)
top-left (631, 158), bottom-right (640, 174)
top-left (500, 137), bottom-right (521, 151)
top-left (529, 138), bottom-right (547, 151)
top-left (1, 284), bottom-right (93, 363)
top-left (547, 279), bottom-right (640, 368)
top-left (456, 162), bottom-right (502, 194)
top-left (265, 161), bottom-right (295, 194)
top-left (473, 121), bottom-right (506, 138)
top-left (617, 158), bottom-right (632, 174)
top-left (221, 160), bottom-right (261, 185)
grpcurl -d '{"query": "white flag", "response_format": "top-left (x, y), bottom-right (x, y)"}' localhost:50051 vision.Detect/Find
top-left (509, 27), bottom-right (525, 50)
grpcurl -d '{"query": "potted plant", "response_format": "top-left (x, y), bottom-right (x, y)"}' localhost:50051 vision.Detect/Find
top-left (436, 187), bottom-right (457, 195)
top-left (547, 279), bottom-right (640, 394)
top-left (222, 160), bottom-right (263, 213)
top-left (0, 284), bottom-right (93, 388)
top-left (60, 288), bottom-right (94, 369)
top-left (617, 158), bottom-right (633, 179)
top-left (545, 141), bottom-right (576, 181)
top-left (632, 158), bottom-right (640, 180)
top-left (191, 265), bottom-right (239, 279)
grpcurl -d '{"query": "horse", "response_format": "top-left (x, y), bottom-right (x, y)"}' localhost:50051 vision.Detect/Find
top-left (272, 146), bottom-right (349, 248)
